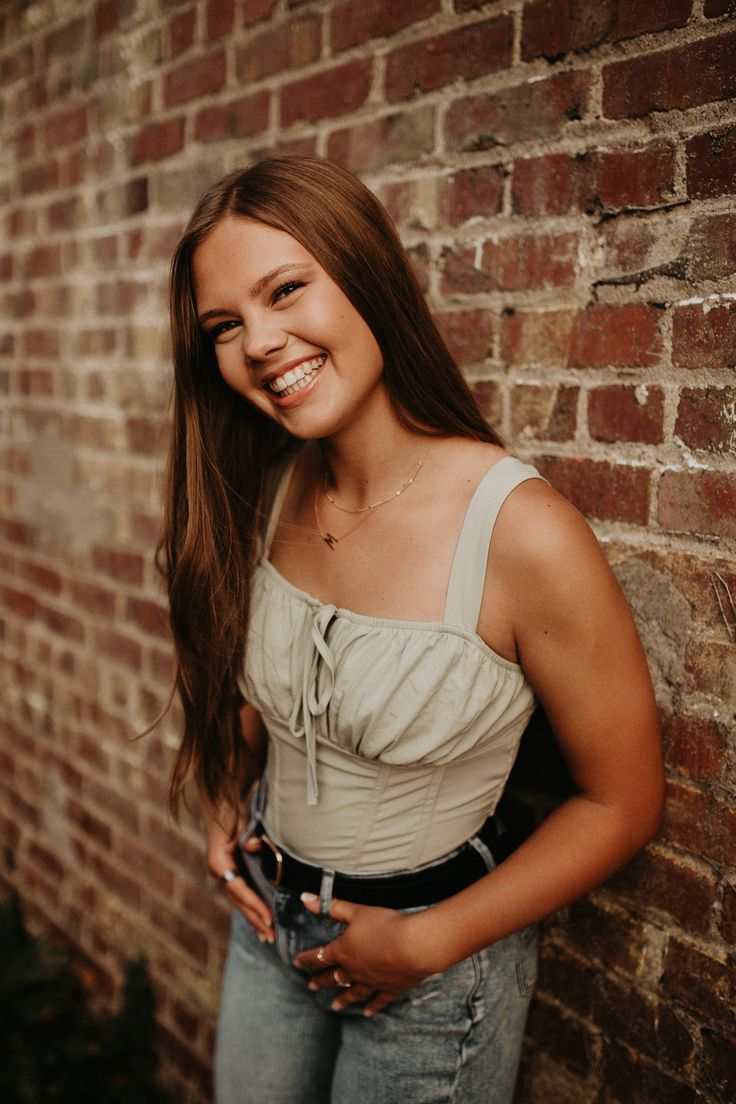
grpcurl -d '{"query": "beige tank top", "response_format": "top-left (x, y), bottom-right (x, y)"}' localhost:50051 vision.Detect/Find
top-left (239, 455), bottom-right (544, 873)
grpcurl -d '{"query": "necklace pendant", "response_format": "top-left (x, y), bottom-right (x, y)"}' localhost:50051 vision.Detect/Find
top-left (324, 532), bottom-right (338, 550)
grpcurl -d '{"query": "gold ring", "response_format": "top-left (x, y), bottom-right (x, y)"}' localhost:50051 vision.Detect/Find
top-left (333, 967), bottom-right (351, 988)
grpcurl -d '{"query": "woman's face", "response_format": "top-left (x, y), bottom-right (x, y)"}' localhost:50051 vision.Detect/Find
top-left (192, 216), bottom-right (385, 439)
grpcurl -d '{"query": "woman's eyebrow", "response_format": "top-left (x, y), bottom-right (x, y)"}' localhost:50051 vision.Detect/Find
top-left (250, 262), bottom-right (307, 297)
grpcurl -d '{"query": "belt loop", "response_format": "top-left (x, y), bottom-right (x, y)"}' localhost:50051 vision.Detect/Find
top-left (319, 869), bottom-right (335, 916)
top-left (468, 835), bottom-right (495, 872)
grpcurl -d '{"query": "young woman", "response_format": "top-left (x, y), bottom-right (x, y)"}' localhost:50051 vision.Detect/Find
top-left (163, 155), bottom-right (663, 1104)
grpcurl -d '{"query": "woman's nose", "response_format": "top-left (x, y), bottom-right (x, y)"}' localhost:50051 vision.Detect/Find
top-left (242, 311), bottom-right (288, 363)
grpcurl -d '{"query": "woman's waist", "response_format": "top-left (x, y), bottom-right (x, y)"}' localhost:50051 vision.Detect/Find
top-left (264, 737), bottom-right (513, 872)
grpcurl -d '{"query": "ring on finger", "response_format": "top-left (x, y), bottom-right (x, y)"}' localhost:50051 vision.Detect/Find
top-left (220, 869), bottom-right (240, 885)
top-left (333, 967), bottom-right (352, 988)
top-left (316, 945), bottom-right (328, 964)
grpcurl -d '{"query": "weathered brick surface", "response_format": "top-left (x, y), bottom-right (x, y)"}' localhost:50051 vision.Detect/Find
top-left (2, 4), bottom-right (735, 1102)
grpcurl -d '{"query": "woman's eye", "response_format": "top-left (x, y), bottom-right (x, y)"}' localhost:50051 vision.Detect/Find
top-left (273, 280), bottom-right (304, 303)
top-left (209, 320), bottom-right (240, 341)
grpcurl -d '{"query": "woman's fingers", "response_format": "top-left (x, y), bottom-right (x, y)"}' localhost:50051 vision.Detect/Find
top-left (222, 873), bottom-right (274, 939)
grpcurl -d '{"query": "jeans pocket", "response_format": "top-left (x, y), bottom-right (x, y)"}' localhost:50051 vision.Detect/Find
top-left (514, 925), bottom-right (538, 997)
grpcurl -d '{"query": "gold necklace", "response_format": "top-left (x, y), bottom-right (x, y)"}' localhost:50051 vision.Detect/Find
top-left (322, 456), bottom-right (425, 514)
top-left (313, 489), bottom-right (373, 550)
top-left (315, 453), bottom-right (427, 549)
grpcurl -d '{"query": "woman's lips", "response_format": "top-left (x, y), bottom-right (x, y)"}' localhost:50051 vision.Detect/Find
top-left (265, 353), bottom-right (328, 408)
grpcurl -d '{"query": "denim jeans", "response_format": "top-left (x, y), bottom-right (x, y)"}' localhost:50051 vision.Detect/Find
top-left (214, 860), bottom-right (537, 1104)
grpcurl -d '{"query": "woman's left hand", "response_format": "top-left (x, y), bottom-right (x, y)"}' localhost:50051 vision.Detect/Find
top-left (292, 893), bottom-right (436, 1015)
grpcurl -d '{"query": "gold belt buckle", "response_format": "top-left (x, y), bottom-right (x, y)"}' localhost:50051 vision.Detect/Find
top-left (260, 832), bottom-right (284, 887)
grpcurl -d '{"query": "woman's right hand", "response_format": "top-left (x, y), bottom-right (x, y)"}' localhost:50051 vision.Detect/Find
top-left (206, 817), bottom-right (275, 942)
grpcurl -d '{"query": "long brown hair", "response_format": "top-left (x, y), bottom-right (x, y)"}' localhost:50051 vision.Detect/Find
top-left (163, 154), bottom-right (500, 818)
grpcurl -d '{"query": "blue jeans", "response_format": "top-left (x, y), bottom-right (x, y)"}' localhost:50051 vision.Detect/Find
top-left (214, 872), bottom-right (537, 1103)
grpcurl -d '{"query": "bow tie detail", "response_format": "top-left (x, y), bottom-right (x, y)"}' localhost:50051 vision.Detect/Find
top-left (288, 604), bottom-right (337, 805)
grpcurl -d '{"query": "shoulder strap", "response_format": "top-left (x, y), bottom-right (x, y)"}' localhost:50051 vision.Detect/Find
top-left (442, 456), bottom-right (545, 632)
top-left (261, 455), bottom-right (298, 557)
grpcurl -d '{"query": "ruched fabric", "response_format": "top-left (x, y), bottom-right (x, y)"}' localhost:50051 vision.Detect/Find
top-left (239, 456), bottom-right (545, 873)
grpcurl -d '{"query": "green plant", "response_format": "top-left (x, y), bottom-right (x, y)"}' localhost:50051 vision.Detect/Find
top-left (0, 895), bottom-right (171, 1104)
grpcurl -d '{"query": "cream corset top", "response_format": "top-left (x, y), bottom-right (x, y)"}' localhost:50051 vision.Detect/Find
top-left (238, 456), bottom-right (545, 873)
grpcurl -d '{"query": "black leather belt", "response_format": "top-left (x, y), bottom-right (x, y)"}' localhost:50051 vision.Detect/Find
top-left (236, 818), bottom-right (509, 910)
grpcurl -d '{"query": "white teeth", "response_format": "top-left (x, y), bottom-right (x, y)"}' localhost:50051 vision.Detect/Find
top-left (267, 354), bottom-right (326, 395)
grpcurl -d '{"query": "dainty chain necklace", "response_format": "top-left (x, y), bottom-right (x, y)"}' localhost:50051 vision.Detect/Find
top-left (314, 453), bottom-right (427, 549)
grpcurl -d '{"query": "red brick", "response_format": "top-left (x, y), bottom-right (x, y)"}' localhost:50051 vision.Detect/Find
top-left (536, 456), bottom-right (650, 524)
top-left (597, 145), bottom-right (676, 209)
top-left (440, 246), bottom-right (492, 297)
top-left (164, 51), bottom-right (227, 107)
top-left (94, 177), bottom-right (148, 220)
top-left (241, 0), bottom-right (277, 22)
top-left (83, 846), bottom-right (142, 907)
top-left (662, 712), bottom-right (727, 782)
top-left (236, 15), bottom-right (320, 82)
top-left (125, 596), bottom-right (170, 639)
top-left (19, 562), bottom-right (62, 594)
top-left (588, 385), bottom-right (664, 444)
top-left (332, 0), bottom-right (438, 52)
top-left (685, 639), bottom-right (736, 702)
top-left (722, 884), bottom-right (736, 943)
top-left (439, 167), bottom-right (504, 226)
top-left (675, 387), bottom-right (736, 453)
top-left (148, 900), bottom-right (208, 965)
top-left (445, 71), bottom-right (590, 152)
top-left (386, 16), bottom-right (513, 101)
top-left (701, 1030), bottom-right (736, 1101)
top-left (673, 303), bottom-right (736, 370)
top-left (281, 59), bottom-right (371, 127)
top-left (526, 997), bottom-right (592, 1077)
top-left (168, 7), bottom-right (196, 55)
top-left (92, 546), bottom-right (144, 585)
top-left (94, 627), bottom-right (143, 670)
top-left (608, 847), bottom-right (717, 933)
top-left (194, 91), bottom-right (270, 142)
top-left (601, 1041), bottom-right (701, 1104)
top-left (23, 244), bottom-right (62, 279)
top-left (470, 380), bottom-right (503, 427)
top-left (44, 17), bottom-right (86, 59)
top-left (664, 780), bottom-right (736, 866)
top-left (69, 579), bottom-right (117, 617)
top-left (523, 0), bottom-right (693, 60)
top-left (206, 0), bottom-right (235, 39)
top-left (686, 126), bottom-right (736, 199)
top-left (19, 161), bottom-right (61, 195)
top-left (704, 0), bottom-right (736, 14)
top-left (327, 107), bottom-right (435, 172)
top-left (67, 798), bottom-right (113, 849)
top-left (513, 152), bottom-right (593, 216)
top-left (434, 309), bottom-right (494, 366)
top-left (662, 938), bottom-right (734, 1029)
top-left (40, 605), bottom-right (85, 642)
top-left (22, 330), bottom-right (60, 358)
top-left (569, 304), bottom-right (663, 368)
top-left (511, 384), bottom-right (578, 442)
top-left (95, 0), bottom-right (135, 38)
top-left (591, 973), bottom-right (695, 1070)
top-left (481, 232), bottom-right (578, 291)
top-left (1, 585), bottom-right (38, 619)
top-left (686, 212), bottom-right (736, 281)
top-left (131, 118), bottom-right (185, 165)
top-left (44, 106), bottom-right (87, 150)
top-left (603, 32), bottom-right (736, 119)
top-left (565, 898), bottom-right (646, 975)
top-left (658, 470), bottom-right (736, 540)
top-left (501, 308), bottom-right (576, 367)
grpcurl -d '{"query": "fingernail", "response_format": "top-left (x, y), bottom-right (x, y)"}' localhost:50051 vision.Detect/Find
top-left (331, 1000), bottom-right (342, 1011)
top-left (363, 1009), bottom-right (374, 1018)
top-left (266, 933), bottom-right (275, 944)
top-left (308, 981), bottom-right (318, 991)
top-left (300, 892), bottom-right (318, 904)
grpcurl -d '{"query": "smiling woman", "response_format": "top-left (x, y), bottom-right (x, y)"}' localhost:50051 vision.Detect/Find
top-left (160, 155), bottom-right (663, 1104)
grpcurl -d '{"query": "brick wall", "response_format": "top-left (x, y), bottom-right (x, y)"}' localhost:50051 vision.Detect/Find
top-left (1, 1), bottom-right (734, 1100)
